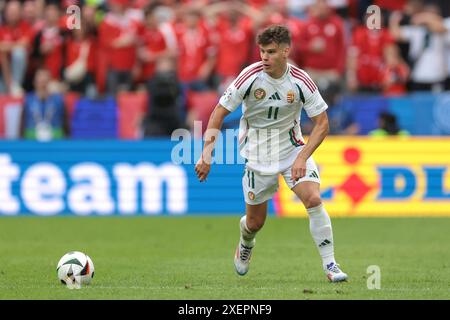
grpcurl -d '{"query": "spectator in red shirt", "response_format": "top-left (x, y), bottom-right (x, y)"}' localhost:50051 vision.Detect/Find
top-left (0, 0), bottom-right (33, 96)
top-left (203, 1), bottom-right (254, 91)
top-left (172, 5), bottom-right (218, 124)
top-left (174, 7), bottom-right (217, 90)
top-left (297, 0), bottom-right (346, 75)
top-left (296, 0), bottom-right (346, 105)
top-left (23, 0), bottom-right (45, 34)
top-left (215, 12), bottom-right (253, 84)
top-left (347, 16), bottom-right (395, 92)
top-left (381, 45), bottom-right (410, 96)
top-left (64, 21), bottom-right (98, 97)
top-left (99, 0), bottom-right (140, 95)
top-left (36, 3), bottom-right (65, 82)
top-left (137, 3), bottom-right (173, 83)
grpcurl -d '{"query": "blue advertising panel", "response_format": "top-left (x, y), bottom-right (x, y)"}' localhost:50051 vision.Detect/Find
top-left (323, 93), bottom-right (450, 136)
top-left (0, 140), bottom-right (265, 216)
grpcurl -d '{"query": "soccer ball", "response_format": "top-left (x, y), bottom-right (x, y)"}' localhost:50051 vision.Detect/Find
top-left (57, 251), bottom-right (95, 287)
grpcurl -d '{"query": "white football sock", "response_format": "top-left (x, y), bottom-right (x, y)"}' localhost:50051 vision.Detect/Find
top-left (240, 215), bottom-right (256, 247)
top-left (307, 204), bottom-right (336, 269)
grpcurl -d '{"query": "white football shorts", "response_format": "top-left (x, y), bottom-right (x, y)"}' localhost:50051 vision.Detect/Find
top-left (242, 156), bottom-right (321, 205)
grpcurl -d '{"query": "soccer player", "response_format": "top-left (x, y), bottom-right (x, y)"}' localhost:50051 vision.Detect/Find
top-left (194, 25), bottom-right (347, 282)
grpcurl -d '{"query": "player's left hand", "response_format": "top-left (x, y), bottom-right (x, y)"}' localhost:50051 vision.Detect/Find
top-left (291, 157), bottom-right (307, 182)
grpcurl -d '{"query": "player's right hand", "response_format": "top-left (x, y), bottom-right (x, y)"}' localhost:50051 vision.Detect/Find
top-left (291, 157), bottom-right (307, 182)
top-left (195, 156), bottom-right (211, 182)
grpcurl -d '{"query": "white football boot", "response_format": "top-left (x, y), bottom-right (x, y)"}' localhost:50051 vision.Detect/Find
top-left (234, 240), bottom-right (254, 276)
top-left (325, 262), bottom-right (348, 282)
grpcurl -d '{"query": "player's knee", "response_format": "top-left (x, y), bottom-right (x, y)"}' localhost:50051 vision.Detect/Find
top-left (246, 216), bottom-right (265, 232)
top-left (303, 194), bottom-right (322, 209)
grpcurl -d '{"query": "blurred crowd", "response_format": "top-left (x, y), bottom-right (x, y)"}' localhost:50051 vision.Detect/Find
top-left (1, 0), bottom-right (450, 139)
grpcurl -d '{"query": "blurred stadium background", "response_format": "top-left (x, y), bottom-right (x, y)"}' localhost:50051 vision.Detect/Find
top-left (0, 0), bottom-right (449, 299)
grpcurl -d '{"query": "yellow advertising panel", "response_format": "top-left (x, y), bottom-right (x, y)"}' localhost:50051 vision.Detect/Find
top-left (274, 137), bottom-right (450, 217)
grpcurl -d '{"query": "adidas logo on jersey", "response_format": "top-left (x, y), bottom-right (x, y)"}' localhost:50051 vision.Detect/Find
top-left (268, 92), bottom-right (281, 100)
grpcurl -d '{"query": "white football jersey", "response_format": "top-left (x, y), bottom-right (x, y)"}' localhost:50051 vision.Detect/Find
top-left (219, 62), bottom-right (328, 174)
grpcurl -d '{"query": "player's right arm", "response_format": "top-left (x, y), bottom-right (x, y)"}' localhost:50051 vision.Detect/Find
top-left (195, 104), bottom-right (230, 182)
top-left (195, 62), bottom-right (262, 182)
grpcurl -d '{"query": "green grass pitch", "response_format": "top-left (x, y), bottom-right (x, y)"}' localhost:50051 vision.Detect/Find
top-left (0, 216), bottom-right (448, 299)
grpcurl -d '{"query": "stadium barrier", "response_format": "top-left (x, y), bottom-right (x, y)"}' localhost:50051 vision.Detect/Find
top-left (0, 137), bottom-right (449, 217)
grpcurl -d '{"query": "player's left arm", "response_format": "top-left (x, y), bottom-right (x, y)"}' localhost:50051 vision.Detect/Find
top-left (291, 111), bottom-right (329, 181)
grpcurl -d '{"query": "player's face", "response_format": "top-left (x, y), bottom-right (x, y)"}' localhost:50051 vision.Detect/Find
top-left (259, 42), bottom-right (290, 78)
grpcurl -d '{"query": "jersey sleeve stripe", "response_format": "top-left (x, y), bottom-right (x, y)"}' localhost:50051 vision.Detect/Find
top-left (290, 68), bottom-right (317, 91)
top-left (297, 68), bottom-right (318, 91)
top-left (290, 67), bottom-right (317, 91)
top-left (290, 70), bottom-right (315, 93)
top-left (290, 66), bottom-right (317, 90)
top-left (234, 63), bottom-right (263, 87)
top-left (236, 67), bottom-right (263, 89)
